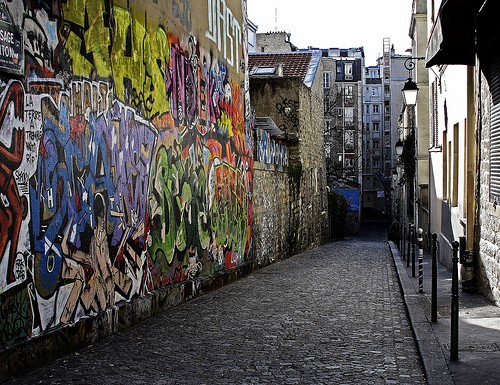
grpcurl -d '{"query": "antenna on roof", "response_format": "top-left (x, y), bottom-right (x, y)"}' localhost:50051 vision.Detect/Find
top-left (275, 7), bottom-right (278, 31)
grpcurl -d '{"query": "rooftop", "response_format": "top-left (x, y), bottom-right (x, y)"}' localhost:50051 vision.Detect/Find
top-left (248, 52), bottom-right (313, 81)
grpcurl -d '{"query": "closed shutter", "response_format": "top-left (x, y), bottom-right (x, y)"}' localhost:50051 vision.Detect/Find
top-left (430, 80), bottom-right (439, 148)
top-left (490, 55), bottom-right (500, 202)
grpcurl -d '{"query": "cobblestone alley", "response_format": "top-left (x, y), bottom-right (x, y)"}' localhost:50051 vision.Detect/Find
top-left (4, 227), bottom-right (426, 385)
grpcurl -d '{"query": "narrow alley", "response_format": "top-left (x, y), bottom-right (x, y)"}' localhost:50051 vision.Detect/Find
top-left (3, 223), bottom-right (426, 385)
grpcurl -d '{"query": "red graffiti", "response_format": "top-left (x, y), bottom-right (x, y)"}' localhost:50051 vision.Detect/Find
top-left (0, 81), bottom-right (28, 284)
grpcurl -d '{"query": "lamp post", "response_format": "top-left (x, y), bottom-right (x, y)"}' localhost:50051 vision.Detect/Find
top-left (401, 57), bottom-right (423, 234)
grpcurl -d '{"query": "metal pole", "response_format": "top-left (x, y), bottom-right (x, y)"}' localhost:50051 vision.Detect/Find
top-left (411, 224), bottom-right (416, 277)
top-left (450, 240), bottom-right (460, 361)
top-left (417, 228), bottom-right (424, 292)
top-left (407, 224), bottom-right (411, 268)
top-left (431, 233), bottom-right (438, 322)
top-left (402, 221), bottom-right (406, 260)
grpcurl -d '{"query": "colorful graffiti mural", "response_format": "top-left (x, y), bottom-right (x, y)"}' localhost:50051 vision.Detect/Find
top-left (256, 128), bottom-right (288, 171)
top-left (0, 0), bottom-right (251, 350)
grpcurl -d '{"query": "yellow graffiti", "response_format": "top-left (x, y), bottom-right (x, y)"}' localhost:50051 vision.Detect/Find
top-left (61, 1), bottom-right (170, 117)
top-left (218, 111), bottom-right (234, 137)
top-left (84, 1), bottom-right (112, 77)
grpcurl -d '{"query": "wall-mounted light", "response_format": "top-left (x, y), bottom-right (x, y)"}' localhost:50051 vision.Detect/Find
top-left (395, 140), bottom-right (404, 156)
top-left (392, 168), bottom-right (398, 183)
top-left (401, 57), bottom-right (424, 106)
top-left (402, 78), bottom-right (419, 106)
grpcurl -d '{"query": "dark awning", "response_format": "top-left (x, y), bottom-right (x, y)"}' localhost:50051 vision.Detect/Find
top-left (254, 117), bottom-right (285, 139)
top-left (426, 0), bottom-right (484, 67)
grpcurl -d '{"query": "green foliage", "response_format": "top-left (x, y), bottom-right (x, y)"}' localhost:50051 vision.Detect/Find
top-left (400, 129), bottom-right (415, 185)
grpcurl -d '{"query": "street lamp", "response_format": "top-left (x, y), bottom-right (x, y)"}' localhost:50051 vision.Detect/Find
top-left (402, 78), bottom-right (419, 106)
top-left (395, 140), bottom-right (404, 156)
top-left (400, 56), bottom-right (424, 254)
top-left (392, 168), bottom-right (398, 183)
top-left (401, 57), bottom-right (424, 106)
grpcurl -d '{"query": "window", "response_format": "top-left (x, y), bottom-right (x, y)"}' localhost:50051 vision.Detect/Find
top-left (373, 123), bottom-right (379, 132)
top-left (344, 108), bottom-right (354, 124)
top-left (324, 120), bottom-right (332, 134)
top-left (324, 97), bottom-right (330, 113)
top-left (373, 105), bottom-right (379, 113)
top-left (452, 123), bottom-right (459, 207)
top-left (443, 130), bottom-right (448, 200)
top-left (345, 62), bottom-right (353, 80)
top-left (345, 130), bottom-right (354, 150)
top-left (373, 140), bottom-right (380, 149)
top-left (344, 85), bottom-right (353, 102)
top-left (324, 143), bottom-right (331, 157)
top-left (323, 72), bottom-right (331, 88)
top-left (490, 54), bottom-right (500, 203)
top-left (430, 80), bottom-right (439, 148)
top-left (373, 159), bottom-right (380, 168)
top-left (252, 66), bottom-right (275, 75)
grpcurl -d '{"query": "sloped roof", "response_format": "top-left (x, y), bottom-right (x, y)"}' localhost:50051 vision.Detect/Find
top-left (248, 52), bottom-right (314, 82)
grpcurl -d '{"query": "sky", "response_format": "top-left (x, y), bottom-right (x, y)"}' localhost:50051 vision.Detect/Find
top-left (247, 0), bottom-right (414, 65)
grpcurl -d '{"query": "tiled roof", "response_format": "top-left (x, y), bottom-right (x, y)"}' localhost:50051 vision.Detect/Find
top-left (248, 52), bottom-right (313, 81)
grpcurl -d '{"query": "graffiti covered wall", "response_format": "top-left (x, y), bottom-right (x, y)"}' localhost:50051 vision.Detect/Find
top-left (0, 0), bottom-right (251, 353)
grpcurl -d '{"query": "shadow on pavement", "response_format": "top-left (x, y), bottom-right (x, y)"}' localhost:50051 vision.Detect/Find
top-left (357, 219), bottom-right (388, 242)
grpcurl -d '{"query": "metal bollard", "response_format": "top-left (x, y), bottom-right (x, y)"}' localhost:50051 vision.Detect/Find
top-left (411, 224), bottom-right (416, 278)
top-left (402, 222), bottom-right (406, 260)
top-left (431, 233), bottom-right (438, 322)
top-left (417, 228), bottom-right (424, 293)
top-left (450, 240), bottom-right (460, 361)
top-left (407, 224), bottom-right (412, 268)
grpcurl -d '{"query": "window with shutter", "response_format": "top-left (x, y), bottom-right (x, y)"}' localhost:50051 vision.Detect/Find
top-left (490, 55), bottom-right (500, 202)
top-left (430, 80), bottom-right (439, 148)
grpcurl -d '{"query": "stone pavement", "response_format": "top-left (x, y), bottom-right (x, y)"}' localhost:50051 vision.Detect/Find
top-left (3, 234), bottom-right (426, 384)
top-left (389, 241), bottom-right (500, 385)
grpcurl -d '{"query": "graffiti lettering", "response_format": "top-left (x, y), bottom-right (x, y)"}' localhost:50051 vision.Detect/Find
top-left (205, 0), bottom-right (242, 72)
top-left (0, 0), bottom-right (251, 352)
top-left (256, 129), bottom-right (288, 170)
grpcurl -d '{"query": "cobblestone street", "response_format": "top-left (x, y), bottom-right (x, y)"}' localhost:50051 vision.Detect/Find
top-left (4, 230), bottom-right (426, 384)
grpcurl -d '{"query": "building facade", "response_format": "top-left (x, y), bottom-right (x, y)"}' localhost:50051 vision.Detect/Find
top-left (425, 0), bottom-right (499, 301)
top-left (322, 48), bottom-right (364, 234)
top-left (363, 61), bottom-right (386, 214)
top-left (409, 0), bottom-right (430, 242)
top-left (249, 52), bottom-right (329, 256)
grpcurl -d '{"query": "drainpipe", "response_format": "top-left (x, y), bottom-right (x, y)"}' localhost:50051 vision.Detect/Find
top-left (473, 57), bottom-right (482, 284)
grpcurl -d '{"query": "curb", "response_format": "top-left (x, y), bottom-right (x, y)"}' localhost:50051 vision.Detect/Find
top-left (388, 241), bottom-right (455, 385)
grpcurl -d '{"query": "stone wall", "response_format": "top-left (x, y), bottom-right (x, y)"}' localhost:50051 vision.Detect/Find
top-left (256, 32), bottom-right (294, 53)
top-left (478, 69), bottom-right (500, 304)
top-left (252, 162), bottom-right (299, 265)
top-left (250, 74), bottom-right (328, 261)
